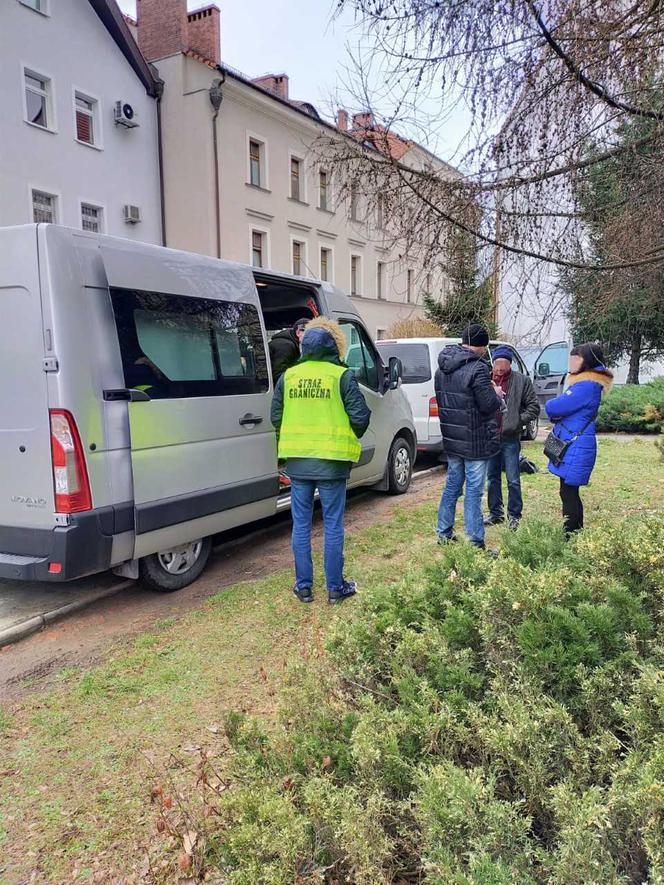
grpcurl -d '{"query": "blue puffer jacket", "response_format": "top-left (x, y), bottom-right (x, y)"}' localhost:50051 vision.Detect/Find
top-left (545, 369), bottom-right (613, 486)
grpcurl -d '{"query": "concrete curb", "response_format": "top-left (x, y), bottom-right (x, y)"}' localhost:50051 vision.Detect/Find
top-left (0, 581), bottom-right (133, 649)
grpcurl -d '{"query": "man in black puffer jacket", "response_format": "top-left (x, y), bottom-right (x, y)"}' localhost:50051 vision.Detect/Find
top-left (435, 324), bottom-right (504, 549)
top-left (269, 318), bottom-right (309, 381)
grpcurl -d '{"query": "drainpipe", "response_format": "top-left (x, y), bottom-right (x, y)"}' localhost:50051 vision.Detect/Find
top-left (209, 71), bottom-right (225, 259)
top-left (154, 76), bottom-right (167, 247)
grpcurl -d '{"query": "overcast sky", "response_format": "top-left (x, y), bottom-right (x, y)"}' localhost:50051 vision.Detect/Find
top-left (115, 0), bottom-right (471, 163)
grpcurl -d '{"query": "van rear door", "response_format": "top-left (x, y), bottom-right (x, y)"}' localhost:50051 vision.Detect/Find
top-left (376, 341), bottom-right (433, 445)
top-left (0, 227), bottom-right (55, 540)
top-left (101, 244), bottom-right (279, 558)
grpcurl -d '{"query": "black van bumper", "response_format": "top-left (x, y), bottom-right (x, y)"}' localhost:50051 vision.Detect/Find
top-left (0, 504), bottom-right (134, 582)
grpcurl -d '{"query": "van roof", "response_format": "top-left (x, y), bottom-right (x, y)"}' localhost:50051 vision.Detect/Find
top-left (376, 337), bottom-right (515, 347)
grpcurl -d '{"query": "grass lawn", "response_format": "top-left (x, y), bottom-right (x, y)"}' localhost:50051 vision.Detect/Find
top-left (0, 438), bottom-right (662, 883)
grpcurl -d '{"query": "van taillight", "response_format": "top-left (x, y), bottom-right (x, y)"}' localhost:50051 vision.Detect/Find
top-left (49, 410), bottom-right (92, 513)
top-left (429, 397), bottom-right (439, 418)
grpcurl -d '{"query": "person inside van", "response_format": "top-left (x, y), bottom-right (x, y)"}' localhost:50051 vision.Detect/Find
top-left (484, 346), bottom-right (540, 530)
top-left (271, 318), bottom-right (371, 604)
top-left (435, 323), bottom-right (504, 551)
top-left (269, 317), bottom-right (309, 381)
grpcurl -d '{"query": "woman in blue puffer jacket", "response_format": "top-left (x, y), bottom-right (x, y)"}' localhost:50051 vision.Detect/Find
top-left (545, 343), bottom-right (613, 534)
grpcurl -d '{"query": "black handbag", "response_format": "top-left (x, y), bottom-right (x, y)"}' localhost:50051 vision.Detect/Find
top-left (543, 415), bottom-right (596, 467)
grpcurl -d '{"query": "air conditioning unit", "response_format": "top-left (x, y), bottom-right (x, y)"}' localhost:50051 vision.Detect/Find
top-left (123, 204), bottom-right (141, 224)
top-left (114, 101), bottom-right (139, 128)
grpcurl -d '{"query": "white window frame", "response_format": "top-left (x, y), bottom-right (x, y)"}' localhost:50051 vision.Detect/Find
top-left (73, 87), bottom-right (103, 150)
top-left (22, 64), bottom-right (56, 133)
top-left (349, 187), bottom-right (360, 222)
top-left (79, 201), bottom-right (105, 233)
top-left (290, 235), bottom-right (308, 277)
top-left (319, 244), bottom-right (334, 283)
top-left (376, 260), bottom-right (385, 300)
top-left (18, 0), bottom-right (50, 15)
top-left (288, 151), bottom-right (307, 203)
top-left (246, 131), bottom-right (269, 190)
top-left (248, 226), bottom-right (271, 269)
top-left (29, 185), bottom-right (60, 224)
top-left (350, 253), bottom-right (363, 296)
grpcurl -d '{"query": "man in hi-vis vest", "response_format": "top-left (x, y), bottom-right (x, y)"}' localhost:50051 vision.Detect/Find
top-left (271, 318), bottom-right (371, 604)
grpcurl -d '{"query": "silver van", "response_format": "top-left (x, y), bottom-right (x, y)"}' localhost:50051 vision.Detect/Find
top-left (0, 224), bottom-right (415, 591)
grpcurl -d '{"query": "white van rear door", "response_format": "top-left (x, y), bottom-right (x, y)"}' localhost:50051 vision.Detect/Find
top-left (376, 341), bottom-right (433, 444)
top-left (0, 227), bottom-right (55, 532)
top-left (101, 245), bottom-right (278, 558)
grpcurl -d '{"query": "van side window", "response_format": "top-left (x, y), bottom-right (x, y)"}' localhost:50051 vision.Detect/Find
top-left (110, 289), bottom-right (269, 399)
top-left (338, 319), bottom-right (380, 391)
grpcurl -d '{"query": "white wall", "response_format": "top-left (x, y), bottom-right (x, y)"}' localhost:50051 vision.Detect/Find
top-left (0, 0), bottom-right (161, 243)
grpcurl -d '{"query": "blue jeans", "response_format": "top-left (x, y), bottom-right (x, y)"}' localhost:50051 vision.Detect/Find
top-left (437, 456), bottom-right (488, 545)
top-left (487, 439), bottom-right (523, 520)
top-left (290, 479), bottom-right (347, 592)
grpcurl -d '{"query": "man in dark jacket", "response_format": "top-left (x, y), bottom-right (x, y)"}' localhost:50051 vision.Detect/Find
top-left (271, 318), bottom-right (371, 604)
top-left (268, 317), bottom-right (309, 381)
top-left (485, 346), bottom-right (540, 530)
top-left (435, 323), bottom-right (504, 549)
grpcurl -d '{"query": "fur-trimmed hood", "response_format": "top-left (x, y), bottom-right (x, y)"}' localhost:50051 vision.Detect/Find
top-left (567, 368), bottom-right (614, 393)
top-left (301, 317), bottom-right (347, 360)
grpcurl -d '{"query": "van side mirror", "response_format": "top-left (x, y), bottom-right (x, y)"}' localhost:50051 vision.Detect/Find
top-left (537, 362), bottom-right (550, 377)
top-left (388, 356), bottom-right (402, 390)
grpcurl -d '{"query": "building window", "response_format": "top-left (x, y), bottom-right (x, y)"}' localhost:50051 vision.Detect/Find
top-left (350, 188), bottom-right (359, 222)
top-left (20, 0), bottom-right (47, 12)
top-left (319, 169), bottom-right (329, 210)
top-left (290, 156), bottom-right (302, 201)
top-left (75, 93), bottom-right (97, 145)
top-left (24, 70), bottom-right (51, 129)
top-left (425, 272), bottom-right (432, 295)
top-left (249, 139), bottom-right (262, 187)
top-left (251, 230), bottom-right (265, 268)
top-left (376, 261), bottom-right (385, 300)
top-left (81, 203), bottom-right (103, 233)
top-left (32, 190), bottom-right (57, 223)
top-left (376, 195), bottom-right (385, 230)
top-left (376, 328), bottom-right (387, 341)
top-left (320, 247), bottom-right (331, 282)
top-left (407, 268), bottom-right (414, 303)
top-left (292, 240), bottom-right (304, 276)
top-left (350, 255), bottom-right (361, 296)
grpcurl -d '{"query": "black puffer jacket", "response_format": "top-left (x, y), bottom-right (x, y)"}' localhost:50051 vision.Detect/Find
top-left (435, 345), bottom-right (502, 459)
top-left (269, 329), bottom-right (300, 381)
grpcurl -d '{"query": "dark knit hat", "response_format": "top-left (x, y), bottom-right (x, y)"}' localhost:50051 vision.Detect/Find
top-left (461, 323), bottom-right (490, 347)
top-left (293, 317), bottom-right (310, 332)
top-left (492, 346), bottom-right (513, 362)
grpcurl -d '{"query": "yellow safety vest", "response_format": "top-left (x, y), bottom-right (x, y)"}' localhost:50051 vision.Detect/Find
top-left (278, 360), bottom-right (362, 462)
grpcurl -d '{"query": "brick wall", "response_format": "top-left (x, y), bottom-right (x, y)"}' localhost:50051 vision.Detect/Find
top-left (137, 0), bottom-right (221, 64)
top-left (187, 7), bottom-right (221, 65)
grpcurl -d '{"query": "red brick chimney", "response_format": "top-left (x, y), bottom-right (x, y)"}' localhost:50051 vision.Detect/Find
top-left (251, 74), bottom-right (289, 100)
top-left (187, 5), bottom-right (221, 65)
top-left (352, 112), bottom-right (375, 131)
top-left (137, 0), bottom-right (221, 65)
top-left (336, 109), bottom-right (349, 131)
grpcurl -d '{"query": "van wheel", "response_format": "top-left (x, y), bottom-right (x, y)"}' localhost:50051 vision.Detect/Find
top-left (523, 417), bottom-right (539, 441)
top-left (140, 538), bottom-right (212, 592)
top-left (387, 436), bottom-right (413, 494)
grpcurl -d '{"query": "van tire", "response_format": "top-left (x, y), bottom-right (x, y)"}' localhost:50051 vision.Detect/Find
top-left (387, 436), bottom-right (413, 495)
top-left (139, 537), bottom-right (212, 592)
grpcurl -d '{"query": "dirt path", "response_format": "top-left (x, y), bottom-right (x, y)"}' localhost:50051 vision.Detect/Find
top-left (0, 473), bottom-right (443, 702)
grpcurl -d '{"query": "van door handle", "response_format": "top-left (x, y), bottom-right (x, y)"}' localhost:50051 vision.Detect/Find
top-left (239, 414), bottom-right (263, 427)
top-left (103, 388), bottom-right (151, 402)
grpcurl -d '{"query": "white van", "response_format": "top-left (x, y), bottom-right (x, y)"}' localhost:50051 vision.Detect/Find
top-left (0, 225), bottom-right (415, 591)
top-left (375, 337), bottom-right (538, 457)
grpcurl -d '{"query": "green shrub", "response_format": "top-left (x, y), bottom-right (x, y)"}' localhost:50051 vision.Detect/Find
top-left (208, 517), bottom-right (664, 883)
top-left (596, 376), bottom-right (664, 433)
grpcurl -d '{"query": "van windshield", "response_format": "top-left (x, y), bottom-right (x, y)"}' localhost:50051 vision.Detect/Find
top-left (376, 343), bottom-right (431, 384)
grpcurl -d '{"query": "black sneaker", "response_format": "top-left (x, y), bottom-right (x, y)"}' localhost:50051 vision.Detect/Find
top-left (508, 517), bottom-right (520, 531)
top-left (328, 580), bottom-right (357, 605)
top-left (437, 533), bottom-right (458, 545)
top-left (293, 584), bottom-right (313, 603)
top-left (484, 515), bottom-right (505, 526)
top-left (472, 542), bottom-right (499, 559)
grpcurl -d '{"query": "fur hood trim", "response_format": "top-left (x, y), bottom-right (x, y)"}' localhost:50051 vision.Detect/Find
top-left (567, 369), bottom-right (614, 392)
top-left (303, 317), bottom-right (347, 359)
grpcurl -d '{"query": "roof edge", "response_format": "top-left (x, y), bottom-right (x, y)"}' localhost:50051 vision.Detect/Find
top-left (87, 0), bottom-right (158, 97)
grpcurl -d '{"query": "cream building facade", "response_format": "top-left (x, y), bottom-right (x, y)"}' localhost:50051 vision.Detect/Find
top-left (135, 0), bottom-right (455, 339)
